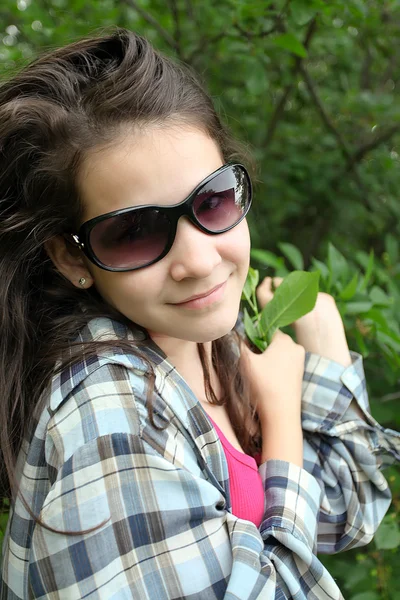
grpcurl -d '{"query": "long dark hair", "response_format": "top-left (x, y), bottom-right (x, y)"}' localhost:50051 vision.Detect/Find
top-left (0, 27), bottom-right (259, 502)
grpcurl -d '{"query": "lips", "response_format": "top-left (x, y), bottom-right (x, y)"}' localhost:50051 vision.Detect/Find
top-left (173, 281), bottom-right (226, 305)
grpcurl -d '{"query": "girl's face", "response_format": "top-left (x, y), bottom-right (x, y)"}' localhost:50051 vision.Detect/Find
top-left (77, 125), bottom-right (251, 343)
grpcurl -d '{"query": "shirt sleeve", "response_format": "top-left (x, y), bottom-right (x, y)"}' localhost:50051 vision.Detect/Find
top-left (28, 364), bottom-right (344, 600)
top-left (301, 351), bottom-right (400, 554)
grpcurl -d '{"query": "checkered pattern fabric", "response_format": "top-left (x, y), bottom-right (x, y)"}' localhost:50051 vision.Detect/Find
top-left (1, 317), bottom-right (399, 599)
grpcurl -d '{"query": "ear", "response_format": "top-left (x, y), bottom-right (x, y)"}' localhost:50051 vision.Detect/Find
top-left (44, 235), bottom-right (94, 289)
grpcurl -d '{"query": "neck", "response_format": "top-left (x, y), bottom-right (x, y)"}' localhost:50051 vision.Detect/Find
top-left (148, 332), bottom-right (217, 402)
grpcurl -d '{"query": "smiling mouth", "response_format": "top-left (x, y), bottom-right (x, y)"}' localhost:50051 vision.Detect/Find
top-left (173, 282), bottom-right (226, 305)
top-left (170, 280), bottom-right (228, 310)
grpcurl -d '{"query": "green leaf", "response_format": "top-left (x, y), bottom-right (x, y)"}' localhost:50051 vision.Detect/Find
top-left (251, 249), bottom-right (285, 270)
top-left (344, 301), bottom-right (373, 315)
top-left (241, 267), bottom-right (259, 305)
top-left (374, 515), bottom-right (400, 550)
top-left (290, 2), bottom-right (317, 26)
top-left (363, 308), bottom-right (391, 330)
top-left (369, 286), bottom-right (393, 308)
top-left (359, 249), bottom-right (374, 292)
top-left (385, 233), bottom-right (399, 265)
top-left (376, 329), bottom-right (400, 353)
top-left (311, 258), bottom-right (330, 282)
top-left (265, 324), bottom-right (278, 345)
top-left (272, 33), bottom-right (308, 58)
top-left (259, 271), bottom-right (319, 334)
top-left (244, 59), bottom-right (268, 96)
top-left (355, 250), bottom-right (371, 271)
top-left (254, 338), bottom-right (268, 352)
top-left (243, 307), bottom-right (259, 345)
top-left (250, 267), bottom-right (259, 290)
top-left (339, 273), bottom-right (359, 300)
top-left (354, 328), bottom-right (369, 357)
top-left (350, 593), bottom-right (380, 600)
top-left (0, 511), bottom-right (9, 531)
top-left (278, 242), bottom-right (304, 270)
top-left (241, 279), bottom-right (252, 304)
top-left (328, 243), bottom-right (349, 284)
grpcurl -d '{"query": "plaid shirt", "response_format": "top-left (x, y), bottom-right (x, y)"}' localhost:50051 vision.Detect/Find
top-left (1, 317), bottom-right (399, 599)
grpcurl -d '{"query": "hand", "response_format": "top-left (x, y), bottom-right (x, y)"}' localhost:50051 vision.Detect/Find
top-left (256, 277), bottom-right (352, 367)
top-left (240, 329), bottom-right (305, 423)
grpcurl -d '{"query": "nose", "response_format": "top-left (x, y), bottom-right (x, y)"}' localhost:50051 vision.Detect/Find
top-left (168, 216), bottom-right (222, 281)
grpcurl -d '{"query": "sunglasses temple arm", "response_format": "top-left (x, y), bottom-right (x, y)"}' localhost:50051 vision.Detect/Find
top-left (64, 234), bottom-right (84, 250)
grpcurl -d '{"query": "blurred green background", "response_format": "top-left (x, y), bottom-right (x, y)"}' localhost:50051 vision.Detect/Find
top-left (0, 1), bottom-right (399, 598)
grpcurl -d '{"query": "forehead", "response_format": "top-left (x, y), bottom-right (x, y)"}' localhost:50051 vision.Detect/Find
top-left (77, 125), bottom-right (224, 222)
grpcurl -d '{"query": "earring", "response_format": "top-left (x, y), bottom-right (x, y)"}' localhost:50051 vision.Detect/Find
top-left (79, 277), bottom-right (86, 287)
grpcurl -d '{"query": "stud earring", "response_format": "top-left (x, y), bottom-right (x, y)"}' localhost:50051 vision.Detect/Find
top-left (79, 277), bottom-right (86, 287)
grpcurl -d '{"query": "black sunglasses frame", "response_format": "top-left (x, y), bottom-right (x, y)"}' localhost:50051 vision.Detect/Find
top-left (71, 162), bottom-right (252, 272)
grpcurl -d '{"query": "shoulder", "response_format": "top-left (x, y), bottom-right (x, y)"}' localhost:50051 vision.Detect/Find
top-left (44, 316), bottom-right (208, 469)
top-left (44, 318), bottom-right (154, 462)
top-left (48, 316), bottom-right (152, 411)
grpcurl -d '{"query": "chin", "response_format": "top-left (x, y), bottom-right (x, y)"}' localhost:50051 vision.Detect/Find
top-left (178, 311), bottom-right (239, 343)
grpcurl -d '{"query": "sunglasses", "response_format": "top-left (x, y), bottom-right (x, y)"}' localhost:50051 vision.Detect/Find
top-left (71, 163), bottom-right (252, 272)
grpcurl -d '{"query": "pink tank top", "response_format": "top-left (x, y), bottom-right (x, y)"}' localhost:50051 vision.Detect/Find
top-left (209, 417), bottom-right (265, 528)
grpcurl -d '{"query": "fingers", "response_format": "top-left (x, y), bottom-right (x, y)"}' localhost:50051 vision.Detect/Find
top-left (241, 328), bottom-right (304, 358)
top-left (267, 331), bottom-right (306, 366)
top-left (269, 328), bottom-right (288, 342)
top-left (239, 327), bottom-right (287, 353)
top-left (256, 276), bottom-right (283, 308)
top-left (270, 328), bottom-right (303, 353)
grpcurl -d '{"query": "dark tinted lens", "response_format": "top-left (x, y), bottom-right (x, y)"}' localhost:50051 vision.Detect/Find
top-left (193, 165), bottom-right (250, 232)
top-left (89, 208), bottom-right (170, 269)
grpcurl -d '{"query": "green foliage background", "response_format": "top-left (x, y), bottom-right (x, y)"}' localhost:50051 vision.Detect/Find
top-left (0, 1), bottom-right (399, 597)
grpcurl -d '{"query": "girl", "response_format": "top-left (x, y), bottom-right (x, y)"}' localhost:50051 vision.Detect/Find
top-left (0, 28), bottom-right (399, 600)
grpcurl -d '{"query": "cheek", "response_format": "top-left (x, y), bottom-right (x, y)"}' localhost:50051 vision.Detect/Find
top-left (90, 267), bottom-right (161, 312)
top-left (222, 220), bottom-right (251, 267)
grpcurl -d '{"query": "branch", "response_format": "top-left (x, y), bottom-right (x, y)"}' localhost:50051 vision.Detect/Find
top-left (300, 64), bottom-right (352, 161)
top-left (360, 44), bottom-right (372, 90)
top-left (234, 23), bottom-right (278, 40)
top-left (299, 63), bottom-right (371, 206)
top-left (380, 391), bottom-right (400, 402)
top-left (184, 0), bottom-right (196, 24)
top-left (168, 0), bottom-right (183, 58)
top-left (127, 0), bottom-right (178, 52)
top-left (184, 32), bottom-right (227, 65)
top-left (379, 53), bottom-right (397, 90)
top-left (349, 124), bottom-right (400, 168)
top-left (184, 0), bottom-right (290, 67)
top-left (303, 123), bottom-right (400, 265)
top-left (278, 0), bottom-right (291, 20)
top-left (264, 83), bottom-right (293, 147)
top-left (185, 5), bottom-right (287, 66)
top-left (264, 16), bottom-right (318, 147)
top-left (38, 0), bottom-right (62, 26)
top-left (234, 0), bottom-right (290, 41)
